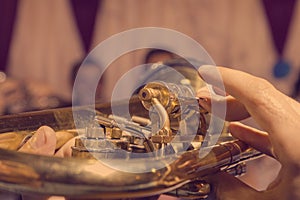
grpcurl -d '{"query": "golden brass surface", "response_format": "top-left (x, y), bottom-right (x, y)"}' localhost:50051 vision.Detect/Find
top-left (0, 93), bottom-right (261, 199)
top-left (0, 62), bottom-right (263, 199)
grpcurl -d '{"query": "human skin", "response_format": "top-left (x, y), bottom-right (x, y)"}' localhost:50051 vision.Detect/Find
top-left (197, 66), bottom-right (300, 200)
top-left (17, 126), bottom-right (65, 200)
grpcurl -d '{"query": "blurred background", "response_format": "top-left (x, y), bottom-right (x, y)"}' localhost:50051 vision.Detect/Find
top-left (0, 0), bottom-right (299, 195)
top-left (1, 0), bottom-right (300, 114)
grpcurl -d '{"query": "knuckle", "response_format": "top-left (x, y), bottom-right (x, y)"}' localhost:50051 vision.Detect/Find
top-left (247, 77), bottom-right (276, 105)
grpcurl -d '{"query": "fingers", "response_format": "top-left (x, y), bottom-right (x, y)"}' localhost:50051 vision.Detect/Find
top-left (225, 96), bottom-right (250, 121)
top-left (55, 137), bottom-right (76, 157)
top-left (55, 131), bottom-right (77, 151)
top-left (17, 127), bottom-right (66, 200)
top-left (229, 122), bottom-right (274, 157)
top-left (198, 66), bottom-right (294, 133)
top-left (198, 66), bottom-right (300, 163)
top-left (19, 126), bottom-right (56, 156)
top-left (197, 87), bottom-right (250, 121)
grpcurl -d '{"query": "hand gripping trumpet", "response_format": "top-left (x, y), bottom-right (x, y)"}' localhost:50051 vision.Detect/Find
top-left (0, 67), bottom-right (262, 199)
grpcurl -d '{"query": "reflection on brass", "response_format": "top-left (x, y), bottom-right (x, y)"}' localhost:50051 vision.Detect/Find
top-left (131, 115), bottom-right (151, 126)
top-left (111, 127), bottom-right (122, 139)
top-left (0, 131), bottom-right (31, 150)
top-left (166, 180), bottom-right (211, 199)
top-left (55, 130), bottom-right (78, 150)
top-left (0, 130), bottom-right (78, 152)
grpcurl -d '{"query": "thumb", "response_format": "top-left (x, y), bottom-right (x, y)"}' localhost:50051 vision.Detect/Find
top-left (19, 126), bottom-right (56, 156)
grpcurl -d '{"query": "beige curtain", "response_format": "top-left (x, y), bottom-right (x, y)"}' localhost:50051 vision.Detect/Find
top-left (92, 0), bottom-right (300, 97)
top-left (8, 0), bottom-right (84, 100)
top-left (7, 0), bottom-right (300, 100)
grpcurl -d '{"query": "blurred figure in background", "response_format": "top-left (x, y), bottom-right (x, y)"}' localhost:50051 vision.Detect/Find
top-left (71, 59), bottom-right (105, 106)
top-left (144, 49), bottom-right (177, 64)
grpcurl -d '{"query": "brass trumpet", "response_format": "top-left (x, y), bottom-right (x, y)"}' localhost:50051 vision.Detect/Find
top-left (0, 61), bottom-right (262, 199)
top-left (0, 85), bottom-right (261, 199)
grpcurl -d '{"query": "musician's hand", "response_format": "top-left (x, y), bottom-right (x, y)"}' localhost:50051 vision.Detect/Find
top-left (17, 126), bottom-right (65, 200)
top-left (0, 125), bottom-right (77, 199)
top-left (197, 66), bottom-right (300, 200)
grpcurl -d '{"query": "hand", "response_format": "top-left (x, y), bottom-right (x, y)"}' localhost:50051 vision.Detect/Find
top-left (18, 126), bottom-right (67, 200)
top-left (197, 66), bottom-right (300, 200)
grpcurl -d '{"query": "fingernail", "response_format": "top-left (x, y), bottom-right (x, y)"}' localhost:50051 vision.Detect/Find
top-left (29, 130), bottom-right (46, 149)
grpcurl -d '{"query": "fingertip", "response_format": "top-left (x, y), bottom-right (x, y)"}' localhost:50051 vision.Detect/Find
top-left (38, 126), bottom-right (56, 142)
top-left (228, 122), bottom-right (251, 142)
top-left (228, 121), bottom-right (243, 129)
top-left (20, 126), bottom-right (57, 156)
top-left (36, 125), bottom-right (57, 145)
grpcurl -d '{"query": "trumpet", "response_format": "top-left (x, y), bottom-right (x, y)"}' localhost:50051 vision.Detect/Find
top-left (0, 79), bottom-right (262, 199)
